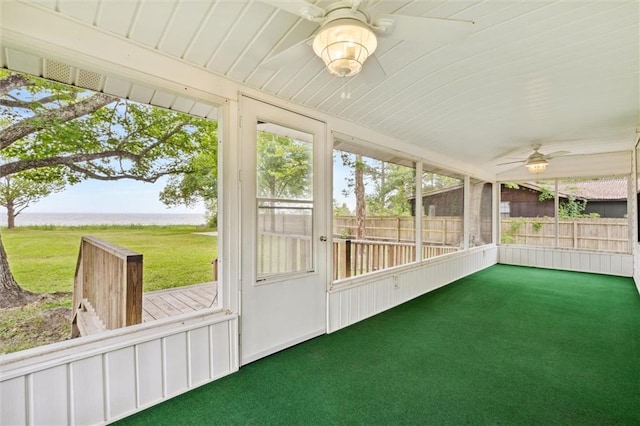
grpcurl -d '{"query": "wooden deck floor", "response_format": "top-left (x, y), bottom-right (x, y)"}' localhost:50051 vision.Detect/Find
top-left (142, 282), bottom-right (218, 322)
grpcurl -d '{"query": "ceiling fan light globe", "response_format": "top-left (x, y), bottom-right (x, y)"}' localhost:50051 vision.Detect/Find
top-left (312, 18), bottom-right (377, 77)
top-left (525, 160), bottom-right (548, 174)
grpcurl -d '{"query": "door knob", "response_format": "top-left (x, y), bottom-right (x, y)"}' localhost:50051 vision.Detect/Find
top-left (320, 236), bottom-right (327, 242)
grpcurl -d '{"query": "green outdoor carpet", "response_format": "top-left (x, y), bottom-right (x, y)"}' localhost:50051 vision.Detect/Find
top-left (117, 264), bottom-right (640, 425)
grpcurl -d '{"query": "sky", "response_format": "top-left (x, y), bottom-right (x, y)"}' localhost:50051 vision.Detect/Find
top-left (0, 70), bottom-right (354, 216)
top-left (0, 160), bottom-right (349, 215)
top-left (18, 177), bottom-right (205, 214)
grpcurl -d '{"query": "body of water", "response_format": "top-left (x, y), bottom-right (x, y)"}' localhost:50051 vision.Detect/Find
top-left (1, 212), bottom-right (207, 226)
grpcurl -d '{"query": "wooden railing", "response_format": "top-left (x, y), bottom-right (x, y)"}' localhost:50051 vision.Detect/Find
top-left (332, 239), bottom-right (458, 280)
top-left (257, 232), bottom-right (312, 276)
top-left (71, 236), bottom-right (143, 337)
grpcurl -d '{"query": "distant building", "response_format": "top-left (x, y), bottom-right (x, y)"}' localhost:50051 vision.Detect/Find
top-left (409, 183), bottom-right (492, 218)
top-left (500, 179), bottom-right (627, 218)
top-left (411, 179), bottom-right (628, 219)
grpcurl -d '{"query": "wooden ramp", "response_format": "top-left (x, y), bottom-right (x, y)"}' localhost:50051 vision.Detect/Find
top-left (142, 282), bottom-right (218, 322)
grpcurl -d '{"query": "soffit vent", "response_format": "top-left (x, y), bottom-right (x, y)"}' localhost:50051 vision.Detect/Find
top-left (43, 59), bottom-right (73, 84)
top-left (76, 69), bottom-right (103, 92)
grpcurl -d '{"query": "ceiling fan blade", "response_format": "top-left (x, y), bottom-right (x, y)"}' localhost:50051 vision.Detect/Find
top-left (497, 160), bottom-right (526, 166)
top-left (359, 54), bottom-right (387, 84)
top-left (545, 151), bottom-right (570, 159)
top-left (261, 37), bottom-right (314, 69)
top-left (259, 0), bottom-right (325, 20)
top-left (376, 14), bottom-right (475, 43)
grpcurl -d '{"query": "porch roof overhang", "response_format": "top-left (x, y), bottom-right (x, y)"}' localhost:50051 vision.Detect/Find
top-left (0, 0), bottom-right (638, 180)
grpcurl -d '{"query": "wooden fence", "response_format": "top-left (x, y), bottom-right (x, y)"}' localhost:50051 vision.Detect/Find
top-left (71, 236), bottom-right (143, 337)
top-left (334, 216), bottom-right (464, 245)
top-left (501, 217), bottom-right (629, 252)
top-left (334, 215), bottom-right (629, 253)
top-left (332, 239), bottom-right (458, 280)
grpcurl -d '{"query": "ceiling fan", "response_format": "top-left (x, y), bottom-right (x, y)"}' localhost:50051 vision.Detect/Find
top-left (498, 144), bottom-right (570, 174)
top-left (260, 0), bottom-right (475, 80)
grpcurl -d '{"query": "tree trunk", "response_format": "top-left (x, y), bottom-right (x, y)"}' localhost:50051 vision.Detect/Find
top-left (6, 199), bottom-right (15, 229)
top-left (0, 232), bottom-right (35, 308)
top-left (355, 155), bottom-right (366, 239)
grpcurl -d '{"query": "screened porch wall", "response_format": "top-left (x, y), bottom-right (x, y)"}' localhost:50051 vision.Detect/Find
top-left (328, 245), bottom-right (498, 332)
top-left (498, 246), bottom-right (633, 277)
top-left (0, 313), bottom-right (238, 425)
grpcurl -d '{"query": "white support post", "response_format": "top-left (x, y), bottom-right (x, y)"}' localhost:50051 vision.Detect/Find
top-left (220, 98), bottom-right (241, 316)
top-left (415, 162), bottom-right (423, 261)
top-left (463, 175), bottom-right (470, 250)
top-left (493, 181), bottom-right (500, 245)
top-left (554, 179), bottom-right (559, 248)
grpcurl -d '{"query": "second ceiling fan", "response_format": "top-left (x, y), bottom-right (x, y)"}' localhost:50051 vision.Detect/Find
top-left (499, 145), bottom-right (571, 174)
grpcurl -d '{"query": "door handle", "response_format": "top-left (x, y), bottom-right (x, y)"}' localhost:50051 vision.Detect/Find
top-left (320, 236), bottom-right (327, 242)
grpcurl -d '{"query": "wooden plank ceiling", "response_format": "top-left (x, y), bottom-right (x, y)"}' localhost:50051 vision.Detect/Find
top-left (0, 0), bottom-right (638, 175)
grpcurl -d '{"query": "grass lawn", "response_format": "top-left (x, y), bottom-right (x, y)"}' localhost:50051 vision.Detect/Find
top-left (1, 225), bottom-right (217, 354)
top-left (2, 225), bottom-right (218, 294)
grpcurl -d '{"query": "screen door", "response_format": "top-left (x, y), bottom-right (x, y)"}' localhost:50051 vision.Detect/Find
top-left (240, 97), bottom-right (328, 365)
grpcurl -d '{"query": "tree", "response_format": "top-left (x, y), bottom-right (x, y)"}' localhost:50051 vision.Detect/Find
top-left (0, 168), bottom-right (66, 228)
top-left (338, 152), bottom-right (367, 239)
top-left (333, 201), bottom-right (351, 216)
top-left (0, 70), bottom-right (217, 307)
top-left (364, 161), bottom-right (415, 216)
top-left (257, 132), bottom-right (311, 199)
top-left (159, 123), bottom-right (218, 226)
top-left (255, 132), bottom-right (312, 232)
top-left (338, 152), bottom-right (418, 238)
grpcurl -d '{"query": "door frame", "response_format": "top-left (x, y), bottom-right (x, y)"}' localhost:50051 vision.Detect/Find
top-left (239, 95), bottom-right (330, 365)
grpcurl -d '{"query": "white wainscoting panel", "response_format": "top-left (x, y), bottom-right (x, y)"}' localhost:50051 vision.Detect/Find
top-left (0, 312), bottom-right (238, 425)
top-left (328, 245), bottom-right (498, 332)
top-left (106, 347), bottom-right (137, 419)
top-left (499, 246), bottom-right (633, 276)
top-left (32, 364), bottom-right (68, 425)
top-left (71, 355), bottom-right (104, 425)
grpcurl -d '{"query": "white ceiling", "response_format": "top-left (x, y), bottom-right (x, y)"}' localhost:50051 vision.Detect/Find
top-left (1, 0), bottom-right (638, 177)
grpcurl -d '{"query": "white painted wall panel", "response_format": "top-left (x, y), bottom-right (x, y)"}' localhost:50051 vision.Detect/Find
top-left (0, 376), bottom-right (26, 425)
top-left (544, 250), bottom-right (553, 268)
top-left (328, 246), bottom-right (498, 332)
top-left (600, 254), bottom-right (611, 275)
top-left (106, 347), bottom-right (136, 419)
top-left (611, 255), bottom-right (623, 275)
top-left (1, 314), bottom-right (238, 425)
top-left (164, 334), bottom-right (189, 396)
top-left (137, 339), bottom-right (164, 407)
top-left (31, 365), bottom-right (68, 425)
top-left (622, 256), bottom-right (634, 276)
top-left (210, 321), bottom-right (232, 379)
top-left (590, 254), bottom-right (601, 274)
top-left (498, 246), bottom-right (633, 277)
top-left (71, 355), bottom-right (105, 425)
top-left (189, 327), bottom-right (211, 386)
